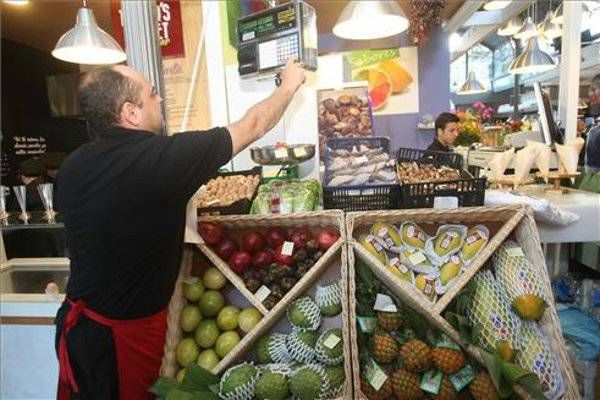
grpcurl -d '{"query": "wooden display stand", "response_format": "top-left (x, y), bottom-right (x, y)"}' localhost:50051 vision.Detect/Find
top-left (537, 171), bottom-right (581, 194)
top-left (488, 175), bottom-right (534, 190)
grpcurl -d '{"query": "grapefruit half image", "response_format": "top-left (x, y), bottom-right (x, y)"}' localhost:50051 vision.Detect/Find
top-left (354, 67), bottom-right (392, 111)
top-left (378, 58), bottom-right (413, 93)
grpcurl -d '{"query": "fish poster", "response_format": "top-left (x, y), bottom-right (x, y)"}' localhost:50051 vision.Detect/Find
top-left (345, 47), bottom-right (419, 116)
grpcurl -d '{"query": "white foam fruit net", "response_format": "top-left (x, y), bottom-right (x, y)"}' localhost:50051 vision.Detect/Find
top-left (315, 281), bottom-right (342, 315)
top-left (468, 270), bottom-right (522, 353)
top-left (514, 321), bottom-right (564, 400)
top-left (290, 364), bottom-right (330, 400)
top-left (218, 362), bottom-right (258, 400)
top-left (315, 329), bottom-right (343, 366)
top-left (259, 363), bottom-right (294, 377)
top-left (492, 240), bottom-right (548, 305)
top-left (268, 332), bottom-right (292, 364)
top-left (287, 296), bottom-right (322, 331)
top-left (286, 330), bottom-right (317, 363)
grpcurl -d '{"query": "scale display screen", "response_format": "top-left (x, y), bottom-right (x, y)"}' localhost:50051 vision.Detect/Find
top-left (238, 4), bottom-right (297, 43)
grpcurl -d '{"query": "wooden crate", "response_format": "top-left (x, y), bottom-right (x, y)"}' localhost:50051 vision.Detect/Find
top-left (347, 205), bottom-right (579, 400)
top-left (159, 211), bottom-right (352, 399)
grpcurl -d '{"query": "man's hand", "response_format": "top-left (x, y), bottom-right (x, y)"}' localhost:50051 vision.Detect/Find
top-left (279, 58), bottom-right (306, 94)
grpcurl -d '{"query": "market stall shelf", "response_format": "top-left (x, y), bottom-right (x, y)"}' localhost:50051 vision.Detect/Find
top-left (537, 171), bottom-right (581, 194)
top-left (346, 206), bottom-right (579, 399)
top-left (488, 175), bottom-right (535, 190)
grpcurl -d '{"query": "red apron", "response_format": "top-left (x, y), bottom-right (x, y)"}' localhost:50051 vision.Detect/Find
top-left (57, 298), bottom-right (168, 400)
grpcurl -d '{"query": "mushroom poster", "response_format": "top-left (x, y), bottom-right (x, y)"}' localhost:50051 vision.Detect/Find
top-left (345, 47), bottom-right (420, 116)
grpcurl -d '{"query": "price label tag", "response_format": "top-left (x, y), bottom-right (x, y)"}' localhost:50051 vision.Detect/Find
top-left (274, 148), bottom-right (288, 159)
top-left (281, 241), bottom-right (295, 256)
top-left (323, 333), bottom-right (341, 349)
top-left (434, 196), bottom-right (459, 209)
top-left (408, 251), bottom-right (427, 266)
top-left (420, 370), bottom-right (443, 394)
top-left (507, 246), bottom-right (524, 257)
top-left (255, 285), bottom-right (271, 302)
top-left (364, 359), bottom-right (388, 391)
top-left (449, 365), bottom-right (476, 391)
top-left (373, 293), bottom-right (397, 312)
top-left (357, 316), bottom-right (377, 333)
top-left (293, 147), bottom-right (307, 158)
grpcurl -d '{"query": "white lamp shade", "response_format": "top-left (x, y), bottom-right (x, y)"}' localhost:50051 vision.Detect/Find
top-left (483, 1), bottom-right (511, 11)
top-left (52, 7), bottom-right (126, 65)
top-left (509, 38), bottom-right (556, 74)
top-left (538, 11), bottom-right (562, 39)
top-left (514, 16), bottom-right (538, 40)
top-left (497, 16), bottom-right (523, 36)
top-left (333, 1), bottom-right (409, 40)
top-left (456, 71), bottom-right (487, 95)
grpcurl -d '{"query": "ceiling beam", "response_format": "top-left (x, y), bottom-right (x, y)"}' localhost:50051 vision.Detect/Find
top-left (450, 1), bottom-right (533, 61)
top-left (444, 1), bottom-right (484, 34)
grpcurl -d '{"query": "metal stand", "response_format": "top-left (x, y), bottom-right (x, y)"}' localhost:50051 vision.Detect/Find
top-left (537, 172), bottom-right (580, 194)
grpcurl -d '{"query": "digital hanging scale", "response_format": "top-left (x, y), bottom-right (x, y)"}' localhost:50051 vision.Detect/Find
top-left (237, 0), bottom-right (318, 81)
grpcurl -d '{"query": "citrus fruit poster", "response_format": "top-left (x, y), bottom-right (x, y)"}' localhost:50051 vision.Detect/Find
top-left (345, 47), bottom-right (419, 115)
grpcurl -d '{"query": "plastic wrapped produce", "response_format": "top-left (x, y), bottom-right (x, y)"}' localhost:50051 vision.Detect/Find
top-left (251, 180), bottom-right (321, 214)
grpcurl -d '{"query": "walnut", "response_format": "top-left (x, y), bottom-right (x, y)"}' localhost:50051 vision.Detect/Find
top-left (325, 113), bottom-right (339, 124)
top-left (338, 94), bottom-right (351, 105)
top-left (323, 98), bottom-right (336, 112)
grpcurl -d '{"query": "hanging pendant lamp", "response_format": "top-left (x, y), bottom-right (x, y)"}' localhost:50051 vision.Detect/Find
top-left (333, 0), bottom-right (409, 40)
top-left (456, 71), bottom-right (487, 95)
top-left (538, 10), bottom-right (562, 39)
top-left (509, 37), bottom-right (556, 75)
top-left (552, 2), bottom-right (594, 25)
top-left (514, 16), bottom-right (538, 40)
top-left (498, 16), bottom-right (523, 36)
top-left (483, 1), bottom-right (511, 11)
top-left (52, 0), bottom-right (126, 65)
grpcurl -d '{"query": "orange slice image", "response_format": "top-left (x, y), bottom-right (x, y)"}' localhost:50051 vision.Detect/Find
top-left (378, 58), bottom-right (413, 94)
top-left (354, 67), bottom-right (392, 111)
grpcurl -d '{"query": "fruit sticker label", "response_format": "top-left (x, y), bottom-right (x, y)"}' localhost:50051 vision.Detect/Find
top-left (441, 234), bottom-right (454, 250)
top-left (450, 255), bottom-right (460, 265)
top-left (423, 278), bottom-right (434, 295)
top-left (281, 241), bottom-right (294, 256)
top-left (507, 246), bottom-right (525, 257)
top-left (366, 235), bottom-right (384, 253)
top-left (490, 313), bottom-right (509, 341)
top-left (376, 227), bottom-right (395, 249)
top-left (255, 285), bottom-right (272, 302)
top-left (408, 251), bottom-right (427, 266)
top-left (449, 364), bottom-right (476, 391)
top-left (373, 293), bottom-right (398, 312)
top-left (420, 369), bottom-right (443, 394)
top-left (407, 225), bottom-right (415, 238)
top-left (466, 233), bottom-right (480, 245)
top-left (357, 316), bottom-right (377, 333)
top-left (390, 257), bottom-right (408, 273)
top-left (364, 358), bottom-right (388, 391)
top-left (323, 333), bottom-right (341, 349)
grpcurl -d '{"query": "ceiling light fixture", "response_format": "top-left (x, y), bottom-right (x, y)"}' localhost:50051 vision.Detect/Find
top-left (52, 0), bottom-right (126, 65)
top-left (456, 71), bottom-right (487, 95)
top-left (509, 37), bottom-right (556, 74)
top-left (538, 10), bottom-right (562, 39)
top-left (552, 2), bottom-right (595, 25)
top-left (3, 0), bottom-right (29, 5)
top-left (497, 16), bottom-right (523, 36)
top-left (483, 1), bottom-right (511, 11)
top-left (514, 16), bottom-right (539, 40)
top-left (333, 0), bottom-right (409, 40)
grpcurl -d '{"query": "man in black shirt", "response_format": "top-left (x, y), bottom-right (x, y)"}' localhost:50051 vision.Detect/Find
top-left (55, 60), bottom-right (306, 400)
top-left (427, 112), bottom-right (460, 152)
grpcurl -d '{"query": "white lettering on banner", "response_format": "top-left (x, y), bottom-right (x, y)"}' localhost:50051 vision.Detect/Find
top-left (158, 2), bottom-right (171, 45)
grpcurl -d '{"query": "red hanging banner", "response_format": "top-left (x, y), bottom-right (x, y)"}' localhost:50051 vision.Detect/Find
top-left (110, 0), bottom-right (185, 59)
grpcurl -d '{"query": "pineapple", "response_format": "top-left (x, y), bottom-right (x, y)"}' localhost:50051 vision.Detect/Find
top-left (377, 311), bottom-right (403, 331)
top-left (432, 347), bottom-right (466, 375)
top-left (430, 376), bottom-right (457, 400)
top-left (493, 241), bottom-right (547, 321)
top-left (360, 375), bottom-right (393, 400)
top-left (514, 321), bottom-right (564, 399)
top-left (391, 369), bottom-right (423, 400)
top-left (372, 331), bottom-right (399, 364)
top-left (469, 372), bottom-right (498, 400)
top-left (399, 338), bottom-right (432, 372)
top-left (467, 270), bottom-right (521, 362)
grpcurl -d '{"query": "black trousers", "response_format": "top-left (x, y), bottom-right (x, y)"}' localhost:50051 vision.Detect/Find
top-left (55, 302), bottom-right (119, 399)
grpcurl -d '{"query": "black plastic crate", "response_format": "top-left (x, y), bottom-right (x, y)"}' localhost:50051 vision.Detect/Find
top-left (323, 184), bottom-right (401, 212)
top-left (397, 147), bottom-right (464, 169)
top-left (323, 136), bottom-right (398, 211)
top-left (400, 176), bottom-right (487, 209)
top-left (196, 167), bottom-right (262, 216)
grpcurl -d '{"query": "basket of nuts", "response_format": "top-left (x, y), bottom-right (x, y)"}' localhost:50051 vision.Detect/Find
top-left (195, 167), bottom-right (262, 216)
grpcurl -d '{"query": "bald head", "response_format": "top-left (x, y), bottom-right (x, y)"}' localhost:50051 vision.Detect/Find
top-left (78, 66), bottom-right (144, 134)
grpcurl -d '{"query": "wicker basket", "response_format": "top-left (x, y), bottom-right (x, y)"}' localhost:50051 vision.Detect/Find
top-left (347, 205), bottom-right (579, 399)
top-left (160, 211), bottom-right (352, 399)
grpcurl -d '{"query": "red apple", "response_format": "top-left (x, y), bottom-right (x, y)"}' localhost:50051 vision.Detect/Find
top-left (198, 223), bottom-right (223, 245)
top-left (252, 249), bottom-right (273, 269)
top-left (289, 228), bottom-right (312, 249)
top-left (228, 251), bottom-right (252, 274)
top-left (264, 227), bottom-right (287, 249)
top-left (273, 244), bottom-right (294, 266)
top-left (316, 228), bottom-right (339, 251)
top-left (242, 232), bottom-right (265, 254)
top-left (213, 237), bottom-right (237, 260)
